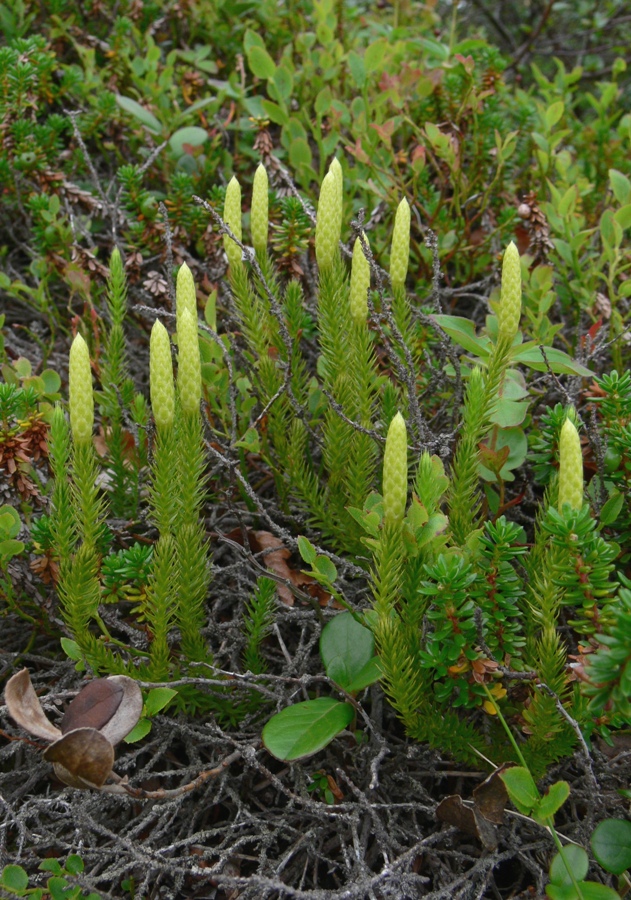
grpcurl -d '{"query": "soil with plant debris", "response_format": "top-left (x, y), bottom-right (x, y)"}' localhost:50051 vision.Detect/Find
top-left (1, 514), bottom-right (630, 899)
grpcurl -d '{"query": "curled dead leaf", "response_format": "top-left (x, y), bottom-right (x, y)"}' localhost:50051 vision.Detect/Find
top-left (44, 728), bottom-right (115, 789)
top-left (4, 668), bottom-right (143, 791)
top-left (4, 668), bottom-right (63, 742)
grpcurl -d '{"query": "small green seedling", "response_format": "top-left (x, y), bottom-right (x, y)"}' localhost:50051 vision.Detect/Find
top-left (307, 770), bottom-right (340, 805)
top-left (262, 611), bottom-right (379, 761)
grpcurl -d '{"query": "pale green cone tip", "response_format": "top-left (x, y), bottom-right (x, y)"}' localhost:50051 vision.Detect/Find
top-left (382, 412), bottom-right (408, 525)
top-left (558, 417), bottom-right (583, 511)
top-left (329, 157), bottom-right (343, 207)
top-left (109, 245), bottom-right (123, 279)
top-left (497, 241), bottom-right (522, 341)
top-left (350, 234), bottom-right (371, 324)
top-left (176, 263), bottom-right (197, 333)
top-left (150, 320), bottom-right (175, 430)
top-left (315, 170), bottom-right (341, 271)
top-left (177, 307), bottom-right (202, 414)
top-left (69, 333), bottom-right (94, 445)
top-left (223, 176), bottom-right (243, 271)
top-left (390, 198), bottom-right (411, 289)
top-left (251, 163), bottom-right (269, 254)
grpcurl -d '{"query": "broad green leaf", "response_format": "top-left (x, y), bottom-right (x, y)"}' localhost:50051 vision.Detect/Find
top-left (345, 657), bottom-right (381, 693)
top-left (591, 818), bottom-right (631, 875)
top-left (558, 186), bottom-right (577, 217)
top-left (320, 612), bottom-right (375, 689)
top-left (0, 504), bottom-right (20, 538)
top-left (600, 490), bottom-right (624, 526)
top-left (315, 86), bottom-right (332, 117)
top-left (549, 844), bottom-right (588, 885)
top-left (289, 137), bottom-right (313, 172)
top-left (262, 698), bottom-right (354, 760)
top-left (313, 555), bottom-right (337, 584)
top-left (0, 538), bottom-right (25, 561)
top-left (243, 28), bottom-right (264, 52)
top-left (533, 780), bottom-right (569, 823)
top-left (41, 368), bottom-right (61, 395)
top-left (39, 858), bottom-right (63, 874)
top-left (364, 39), bottom-right (387, 74)
top-left (169, 126), bottom-right (208, 157)
top-left (60, 638), bottom-right (83, 661)
top-left (13, 357), bottom-right (31, 377)
top-left (247, 45), bottom-right (276, 80)
top-left (431, 314), bottom-right (492, 357)
top-left (614, 203), bottom-right (631, 230)
top-left (272, 66), bottom-right (293, 101)
top-left (64, 855), bottom-right (84, 875)
top-left (261, 99), bottom-right (289, 126)
top-left (489, 398), bottom-right (529, 428)
top-left (609, 168), bottom-right (631, 205)
top-left (512, 344), bottom-right (592, 377)
top-left (500, 766), bottom-right (539, 814)
top-left (297, 536), bottom-right (317, 566)
top-left (1, 865), bottom-right (29, 891)
top-left (418, 37), bottom-right (450, 61)
top-left (347, 51), bottom-right (365, 88)
top-left (145, 687), bottom-right (177, 717)
top-left (116, 96), bottom-right (161, 134)
top-left (283, 116), bottom-right (307, 142)
top-left (545, 101), bottom-right (564, 129)
top-left (123, 718), bottom-right (152, 743)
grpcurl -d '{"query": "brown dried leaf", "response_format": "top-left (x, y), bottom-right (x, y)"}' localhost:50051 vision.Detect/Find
top-left (252, 531), bottom-right (331, 607)
top-left (472, 764), bottom-right (511, 825)
top-left (44, 728), bottom-right (115, 789)
top-left (4, 668), bottom-right (62, 742)
top-left (435, 795), bottom-right (498, 851)
top-left (98, 676), bottom-right (143, 746)
top-left (60, 679), bottom-right (125, 735)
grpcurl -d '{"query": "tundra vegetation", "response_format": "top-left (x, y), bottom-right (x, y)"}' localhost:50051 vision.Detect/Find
top-left (0, 1), bottom-right (630, 898)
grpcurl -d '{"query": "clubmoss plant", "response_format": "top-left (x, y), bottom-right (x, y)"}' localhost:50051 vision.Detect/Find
top-left (315, 169), bottom-right (341, 273)
top-left (251, 163), bottom-right (269, 257)
top-left (448, 242), bottom-right (523, 546)
top-left (46, 163), bottom-right (629, 769)
top-left (350, 234), bottom-right (371, 325)
top-left (223, 175), bottom-right (243, 272)
top-left (50, 265), bottom-right (219, 709)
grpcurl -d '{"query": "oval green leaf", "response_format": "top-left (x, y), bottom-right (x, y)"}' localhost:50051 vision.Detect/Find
top-left (247, 45), bottom-right (276, 80)
top-left (600, 490), bottom-right (624, 526)
top-left (1, 864), bottom-right (29, 891)
top-left (321, 612), bottom-right (375, 689)
top-left (115, 96), bottom-right (162, 134)
top-left (262, 698), bottom-right (354, 761)
top-left (288, 136), bottom-right (313, 172)
top-left (145, 687), bottom-right (177, 717)
top-left (123, 717), bottom-right (151, 744)
top-left (533, 780), bottom-right (570, 823)
top-left (591, 818), bottom-right (631, 875)
top-left (512, 344), bottom-right (592, 377)
top-left (549, 844), bottom-right (589, 886)
top-left (431, 314), bottom-right (492, 357)
top-left (169, 126), bottom-right (208, 157)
